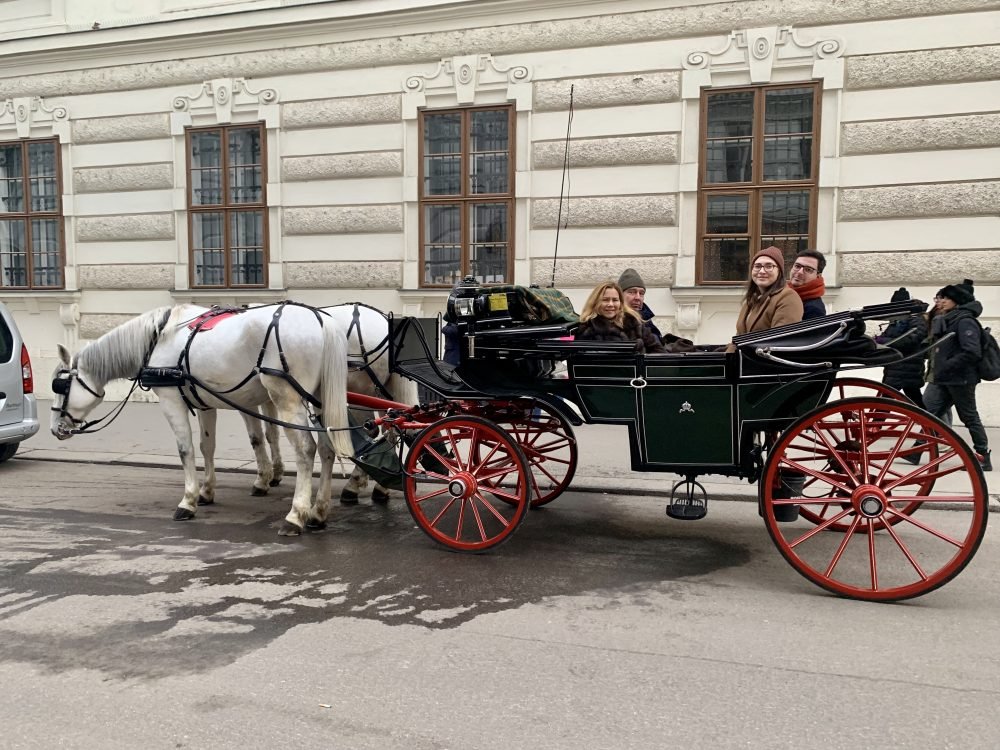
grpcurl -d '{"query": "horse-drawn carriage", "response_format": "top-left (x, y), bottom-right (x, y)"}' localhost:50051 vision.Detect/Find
top-left (352, 279), bottom-right (989, 603)
top-left (49, 283), bottom-right (989, 603)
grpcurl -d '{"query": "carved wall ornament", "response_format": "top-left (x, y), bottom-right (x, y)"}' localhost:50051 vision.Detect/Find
top-left (171, 77), bottom-right (278, 125)
top-left (682, 26), bottom-right (845, 96)
top-left (0, 96), bottom-right (69, 139)
top-left (402, 54), bottom-right (532, 117)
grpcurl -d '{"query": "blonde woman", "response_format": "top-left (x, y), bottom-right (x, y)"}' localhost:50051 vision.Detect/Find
top-left (575, 281), bottom-right (665, 353)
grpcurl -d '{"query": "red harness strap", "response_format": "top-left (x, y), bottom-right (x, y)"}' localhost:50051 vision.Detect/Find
top-left (187, 309), bottom-right (242, 332)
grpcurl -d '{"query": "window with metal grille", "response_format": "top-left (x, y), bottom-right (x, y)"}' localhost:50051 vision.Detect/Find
top-left (187, 123), bottom-right (267, 287)
top-left (697, 82), bottom-right (820, 284)
top-left (0, 138), bottom-right (63, 289)
top-left (419, 106), bottom-right (514, 287)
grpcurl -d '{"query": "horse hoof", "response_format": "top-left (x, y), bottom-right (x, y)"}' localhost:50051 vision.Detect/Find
top-left (278, 521), bottom-right (302, 536)
top-left (340, 489), bottom-right (359, 505)
top-left (173, 507), bottom-right (196, 521)
top-left (371, 488), bottom-right (390, 505)
top-left (197, 495), bottom-right (214, 506)
top-left (269, 476), bottom-right (282, 487)
top-left (250, 486), bottom-right (268, 497)
top-left (305, 519), bottom-right (327, 531)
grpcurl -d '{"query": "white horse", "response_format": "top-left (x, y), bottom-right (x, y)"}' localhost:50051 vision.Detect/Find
top-left (242, 303), bottom-right (419, 505)
top-left (50, 303), bottom-right (354, 535)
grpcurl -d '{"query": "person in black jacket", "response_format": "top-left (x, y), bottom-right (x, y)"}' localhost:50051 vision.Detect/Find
top-left (575, 281), bottom-right (665, 353)
top-left (923, 279), bottom-right (990, 471)
top-left (617, 268), bottom-right (663, 341)
top-left (876, 287), bottom-right (927, 407)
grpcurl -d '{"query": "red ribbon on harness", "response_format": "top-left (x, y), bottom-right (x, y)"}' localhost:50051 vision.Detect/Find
top-left (188, 310), bottom-right (242, 331)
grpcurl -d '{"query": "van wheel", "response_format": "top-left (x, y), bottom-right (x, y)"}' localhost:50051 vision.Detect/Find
top-left (0, 443), bottom-right (18, 464)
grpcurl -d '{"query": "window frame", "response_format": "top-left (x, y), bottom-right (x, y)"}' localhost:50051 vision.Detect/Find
top-left (417, 104), bottom-right (515, 288)
top-left (0, 136), bottom-right (64, 291)
top-left (696, 81), bottom-right (821, 286)
top-left (185, 122), bottom-right (269, 289)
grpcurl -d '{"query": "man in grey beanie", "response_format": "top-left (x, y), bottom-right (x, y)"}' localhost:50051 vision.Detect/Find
top-left (618, 268), bottom-right (662, 341)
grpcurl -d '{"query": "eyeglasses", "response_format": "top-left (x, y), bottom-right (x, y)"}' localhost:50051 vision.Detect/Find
top-left (752, 263), bottom-right (779, 272)
top-left (791, 262), bottom-right (818, 274)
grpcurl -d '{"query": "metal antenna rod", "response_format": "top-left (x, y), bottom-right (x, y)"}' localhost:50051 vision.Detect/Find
top-left (550, 84), bottom-right (575, 288)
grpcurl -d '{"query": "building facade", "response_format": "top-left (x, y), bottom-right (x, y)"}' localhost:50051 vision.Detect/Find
top-left (0, 0), bottom-right (997, 406)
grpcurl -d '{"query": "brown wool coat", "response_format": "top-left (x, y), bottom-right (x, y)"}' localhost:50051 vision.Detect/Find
top-left (726, 285), bottom-right (804, 352)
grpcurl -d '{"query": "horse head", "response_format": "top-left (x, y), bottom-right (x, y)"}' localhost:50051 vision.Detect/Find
top-left (50, 343), bottom-right (106, 440)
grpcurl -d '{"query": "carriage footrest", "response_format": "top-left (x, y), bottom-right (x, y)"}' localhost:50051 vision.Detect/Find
top-left (666, 479), bottom-right (708, 521)
top-left (138, 366), bottom-right (188, 388)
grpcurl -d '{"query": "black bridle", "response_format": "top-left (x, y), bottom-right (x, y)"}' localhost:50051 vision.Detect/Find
top-left (51, 311), bottom-right (169, 435)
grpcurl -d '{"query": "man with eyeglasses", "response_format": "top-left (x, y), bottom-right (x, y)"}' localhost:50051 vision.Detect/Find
top-left (788, 250), bottom-right (827, 320)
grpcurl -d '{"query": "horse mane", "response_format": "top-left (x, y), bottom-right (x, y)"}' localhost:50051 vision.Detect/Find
top-left (76, 306), bottom-right (174, 384)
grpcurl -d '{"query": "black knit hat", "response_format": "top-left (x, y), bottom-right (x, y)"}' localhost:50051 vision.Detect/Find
top-left (618, 268), bottom-right (645, 291)
top-left (890, 287), bottom-right (909, 303)
top-left (937, 278), bottom-right (975, 305)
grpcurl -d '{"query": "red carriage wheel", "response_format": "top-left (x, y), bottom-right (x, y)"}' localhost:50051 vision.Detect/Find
top-left (403, 415), bottom-right (531, 552)
top-left (795, 378), bottom-right (935, 531)
top-left (761, 397), bottom-right (988, 602)
top-left (485, 401), bottom-right (578, 507)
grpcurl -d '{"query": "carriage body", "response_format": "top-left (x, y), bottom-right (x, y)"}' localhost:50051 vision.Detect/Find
top-left (383, 285), bottom-right (988, 602)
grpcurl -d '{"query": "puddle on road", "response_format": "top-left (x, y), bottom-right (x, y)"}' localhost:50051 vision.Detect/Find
top-left (0, 497), bottom-right (749, 678)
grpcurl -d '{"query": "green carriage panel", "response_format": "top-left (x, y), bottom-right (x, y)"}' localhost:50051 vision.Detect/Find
top-left (641, 384), bottom-right (734, 465)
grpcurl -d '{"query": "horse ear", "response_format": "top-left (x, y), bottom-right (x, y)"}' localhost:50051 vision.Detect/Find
top-left (57, 344), bottom-right (70, 366)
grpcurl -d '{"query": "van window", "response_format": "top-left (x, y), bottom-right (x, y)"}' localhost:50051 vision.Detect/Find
top-left (0, 318), bottom-right (12, 364)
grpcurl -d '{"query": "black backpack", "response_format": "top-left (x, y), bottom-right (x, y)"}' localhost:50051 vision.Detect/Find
top-left (979, 325), bottom-right (1000, 381)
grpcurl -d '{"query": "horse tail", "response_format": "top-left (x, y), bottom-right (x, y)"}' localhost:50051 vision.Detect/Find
top-left (320, 319), bottom-right (354, 458)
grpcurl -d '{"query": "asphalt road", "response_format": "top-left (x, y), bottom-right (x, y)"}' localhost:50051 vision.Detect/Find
top-left (1, 459), bottom-right (998, 749)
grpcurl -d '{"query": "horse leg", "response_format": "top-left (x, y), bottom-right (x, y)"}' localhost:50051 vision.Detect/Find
top-left (196, 409), bottom-right (217, 506)
top-left (261, 400), bottom-right (284, 486)
top-left (157, 396), bottom-right (201, 521)
top-left (308, 433), bottom-right (336, 530)
top-left (241, 410), bottom-right (274, 496)
top-left (340, 464), bottom-right (369, 505)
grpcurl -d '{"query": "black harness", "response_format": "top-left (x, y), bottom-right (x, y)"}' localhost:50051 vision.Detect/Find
top-left (343, 301), bottom-right (394, 401)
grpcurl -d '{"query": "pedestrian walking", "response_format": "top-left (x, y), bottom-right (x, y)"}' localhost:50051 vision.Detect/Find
top-left (876, 287), bottom-right (927, 407)
top-left (923, 279), bottom-right (991, 471)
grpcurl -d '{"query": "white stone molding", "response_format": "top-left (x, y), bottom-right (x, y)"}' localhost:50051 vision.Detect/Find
top-left (682, 26), bottom-right (844, 98)
top-left (0, 96), bottom-right (70, 140)
top-left (402, 54), bottom-right (532, 118)
top-left (170, 77), bottom-right (279, 133)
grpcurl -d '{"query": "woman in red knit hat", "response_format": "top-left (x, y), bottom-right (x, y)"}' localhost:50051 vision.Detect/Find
top-left (726, 246), bottom-right (804, 352)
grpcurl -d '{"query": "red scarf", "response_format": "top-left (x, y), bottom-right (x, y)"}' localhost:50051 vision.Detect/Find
top-left (794, 275), bottom-right (825, 301)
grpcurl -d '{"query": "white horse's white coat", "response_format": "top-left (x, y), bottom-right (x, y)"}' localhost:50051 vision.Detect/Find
top-left (248, 303), bottom-right (420, 503)
top-left (50, 304), bottom-right (353, 534)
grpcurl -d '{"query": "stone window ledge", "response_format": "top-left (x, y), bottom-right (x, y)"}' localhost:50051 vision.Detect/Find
top-left (170, 288), bottom-right (290, 307)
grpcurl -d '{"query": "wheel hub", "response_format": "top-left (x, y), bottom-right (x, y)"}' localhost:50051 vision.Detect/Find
top-left (447, 471), bottom-right (477, 499)
top-left (852, 484), bottom-right (887, 518)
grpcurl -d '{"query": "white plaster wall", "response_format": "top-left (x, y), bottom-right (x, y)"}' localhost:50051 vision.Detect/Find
top-left (0, 0), bottom-right (997, 417)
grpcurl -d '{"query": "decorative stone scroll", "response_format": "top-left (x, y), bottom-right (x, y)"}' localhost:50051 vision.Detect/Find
top-left (402, 54), bottom-right (532, 118)
top-left (170, 77), bottom-right (279, 133)
top-left (0, 96), bottom-right (69, 139)
top-left (682, 25), bottom-right (845, 97)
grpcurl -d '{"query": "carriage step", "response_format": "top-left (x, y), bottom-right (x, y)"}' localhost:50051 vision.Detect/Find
top-left (666, 479), bottom-right (708, 521)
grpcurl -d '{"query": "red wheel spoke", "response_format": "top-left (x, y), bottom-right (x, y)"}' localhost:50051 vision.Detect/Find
top-left (885, 507), bottom-right (967, 548)
top-left (882, 520), bottom-right (929, 581)
top-left (446, 429), bottom-right (466, 471)
top-left (884, 450), bottom-right (957, 491)
top-left (413, 485), bottom-right (450, 503)
top-left (427, 496), bottom-right (457, 527)
top-left (778, 456), bottom-right (853, 495)
top-left (473, 492), bottom-right (513, 527)
top-left (823, 514), bottom-right (864, 577)
top-left (811, 425), bottom-right (861, 487)
top-left (468, 497), bottom-right (488, 542)
top-left (885, 494), bottom-right (977, 504)
top-left (787, 506), bottom-right (855, 549)
top-left (867, 520), bottom-right (878, 592)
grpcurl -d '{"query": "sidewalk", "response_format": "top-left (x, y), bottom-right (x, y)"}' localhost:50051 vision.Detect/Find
top-left (20, 400), bottom-right (999, 505)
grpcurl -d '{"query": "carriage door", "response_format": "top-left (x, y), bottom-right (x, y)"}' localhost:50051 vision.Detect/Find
top-left (638, 357), bottom-right (734, 467)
